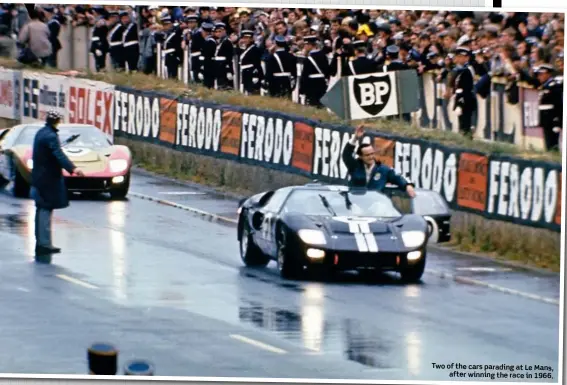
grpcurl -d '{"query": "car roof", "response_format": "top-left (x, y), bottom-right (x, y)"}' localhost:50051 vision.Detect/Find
top-left (293, 183), bottom-right (348, 191)
top-left (288, 183), bottom-right (383, 194)
top-left (284, 183), bottom-right (394, 197)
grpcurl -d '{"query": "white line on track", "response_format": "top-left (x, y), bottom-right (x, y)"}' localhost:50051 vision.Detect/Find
top-left (229, 334), bottom-right (287, 354)
top-left (56, 274), bottom-right (98, 290)
top-left (427, 269), bottom-right (559, 305)
top-left (456, 267), bottom-right (513, 273)
top-left (158, 191), bottom-right (206, 195)
top-left (129, 191), bottom-right (560, 306)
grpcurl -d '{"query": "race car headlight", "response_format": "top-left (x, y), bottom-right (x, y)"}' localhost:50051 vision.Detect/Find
top-left (401, 231), bottom-right (426, 248)
top-left (109, 159), bottom-right (128, 173)
top-left (298, 229), bottom-right (326, 245)
top-left (26, 159), bottom-right (33, 169)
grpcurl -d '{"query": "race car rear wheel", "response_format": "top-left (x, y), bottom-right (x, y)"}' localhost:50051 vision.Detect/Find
top-left (276, 229), bottom-right (302, 280)
top-left (240, 224), bottom-right (270, 267)
top-left (400, 251), bottom-right (426, 283)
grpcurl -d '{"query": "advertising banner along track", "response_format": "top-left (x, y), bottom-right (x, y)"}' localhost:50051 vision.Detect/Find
top-left (110, 85), bottom-right (562, 233)
top-left (17, 71), bottom-right (115, 141)
top-left (0, 69), bottom-right (560, 233)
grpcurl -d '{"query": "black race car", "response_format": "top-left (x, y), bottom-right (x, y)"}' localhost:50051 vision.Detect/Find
top-left (236, 183), bottom-right (452, 282)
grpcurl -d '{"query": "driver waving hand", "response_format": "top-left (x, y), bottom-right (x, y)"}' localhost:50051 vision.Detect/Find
top-left (342, 125), bottom-right (416, 198)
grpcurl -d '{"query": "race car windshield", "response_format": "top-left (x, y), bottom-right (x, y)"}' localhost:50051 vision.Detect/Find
top-left (283, 189), bottom-right (403, 218)
top-left (16, 125), bottom-right (112, 148)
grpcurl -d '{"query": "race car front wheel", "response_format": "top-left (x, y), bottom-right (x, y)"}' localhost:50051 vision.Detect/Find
top-left (400, 251), bottom-right (426, 283)
top-left (240, 224), bottom-right (270, 267)
top-left (110, 172), bottom-right (130, 200)
top-left (276, 229), bottom-right (302, 280)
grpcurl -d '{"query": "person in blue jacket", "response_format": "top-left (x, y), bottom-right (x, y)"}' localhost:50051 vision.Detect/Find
top-left (342, 124), bottom-right (416, 197)
top-left (30, 109), bottom-right (84, 255)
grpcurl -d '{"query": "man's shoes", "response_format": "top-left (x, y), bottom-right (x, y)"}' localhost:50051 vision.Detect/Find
top-left (35, 245), bottom-right (61, 254)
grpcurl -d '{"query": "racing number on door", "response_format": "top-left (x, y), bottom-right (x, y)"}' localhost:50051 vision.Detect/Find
top-left (261, 213), bottom-right (274, 242)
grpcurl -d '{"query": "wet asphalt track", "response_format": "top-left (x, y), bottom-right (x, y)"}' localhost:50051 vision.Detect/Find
top-left (0, 169), bottom-right (561, 381)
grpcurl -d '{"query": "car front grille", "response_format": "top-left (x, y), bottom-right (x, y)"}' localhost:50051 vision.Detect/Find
top-left (64, 177), bottom-right (111, 191)
top-left (334, 251), bottom-right (402, 269)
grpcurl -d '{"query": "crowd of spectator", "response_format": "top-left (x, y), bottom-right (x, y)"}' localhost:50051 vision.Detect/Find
top-left (0, 4), bottom-right (563, 149)
top-left (2, 5), bottom-right (562, 78)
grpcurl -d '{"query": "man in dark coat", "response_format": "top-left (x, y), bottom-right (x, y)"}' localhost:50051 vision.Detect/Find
top-left (342, 40), bottom-right (378, 76)
top-left (452, 46), bottom-right (477, 139)
top-left (342, 125), bottom-right (415, 197)
top-left (263, 35), bottom-right (297, 98)
top-left (30, 110), bottom-right (84, 255)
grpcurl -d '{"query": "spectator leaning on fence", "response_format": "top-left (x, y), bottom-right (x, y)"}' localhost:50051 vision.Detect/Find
top-left (16, 8), bottom-right (52, 66)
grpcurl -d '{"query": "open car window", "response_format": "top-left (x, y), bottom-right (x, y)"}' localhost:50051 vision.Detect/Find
top-left (411, 188), bottom-right (450, 216)
top-left (262, 188), bottom-right (292, 212)
top-left (380, 187), bottom-right (450, 216)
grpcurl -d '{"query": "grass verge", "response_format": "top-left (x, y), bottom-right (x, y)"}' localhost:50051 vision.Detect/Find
top-left (119, 137), bottom-right (561, 273)
top-left (0, 57), bottom-right (561, 164)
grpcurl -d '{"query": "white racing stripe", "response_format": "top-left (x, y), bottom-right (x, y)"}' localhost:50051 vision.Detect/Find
top-left (354, 233), bottom-right (369, 252)
top-left (357, 221), bottom-right (379, 253)
top-left (334, 217), bottom-right (378, 252)
top-left (364, 233), bottom-right (379, 252)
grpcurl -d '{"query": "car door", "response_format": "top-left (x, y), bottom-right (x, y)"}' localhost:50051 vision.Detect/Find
top-left (255, 188), bottom-right (291, 257)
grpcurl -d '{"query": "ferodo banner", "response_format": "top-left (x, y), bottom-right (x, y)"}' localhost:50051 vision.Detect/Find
top-left (485, 155), bottom-right (562, 231)
top-left (392, 138), bottom-right (459, 206)
top-left (105, 86), bottom-right (561, 233)
top-left (113, 86), bottom-right (161, 141)
top-left (68, 78), bottom-right (115, 140)
top-left (20, 71), bottom-right (69, 124)
top-left (175, 98), bottom-right (223, 154)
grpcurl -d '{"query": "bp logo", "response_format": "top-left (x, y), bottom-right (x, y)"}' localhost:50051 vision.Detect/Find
top-left (353, 74), bottom-right (392, 116)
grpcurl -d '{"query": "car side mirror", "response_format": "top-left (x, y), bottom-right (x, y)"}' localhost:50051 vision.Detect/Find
top-left (252, 211), bottom-right (264, 230)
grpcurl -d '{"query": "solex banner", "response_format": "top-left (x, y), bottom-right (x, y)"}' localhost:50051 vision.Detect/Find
top-left (322, 69), bottom-right (420, 121)
top-left (68, 78), bottom-right (115, 141)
